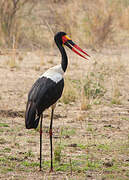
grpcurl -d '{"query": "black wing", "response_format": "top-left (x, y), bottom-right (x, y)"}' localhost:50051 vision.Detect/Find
top-left (25, 77), bottom-right (64, 129)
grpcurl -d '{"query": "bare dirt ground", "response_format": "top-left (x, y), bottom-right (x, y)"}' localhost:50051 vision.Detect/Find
top-left (0, 47), bottom-right (129, 180)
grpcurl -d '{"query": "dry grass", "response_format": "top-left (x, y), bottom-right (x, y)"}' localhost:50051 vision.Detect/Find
top-left (80, 88), bottom-right (91, 111)
top-left (0, 0), bottom-right (129, 49)
top-left (111, 80), bottom-right (122, 105)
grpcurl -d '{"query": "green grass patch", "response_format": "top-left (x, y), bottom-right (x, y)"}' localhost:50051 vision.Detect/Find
top-left (3, 147), bottom-right (11, 153)
top-left (5, 168), bottom-right (13, 172)
top-left (0, 123), bottom-right (9, 127)
top-left (55, 163), bottom-right (70, 172)
top-left (77, 144), bottom-right (87, 150)
top-left (55, 159), bottom-right (86, 172)
top-left (24, 150), bottom-right (35, 158)
top-left (0, 157), bottom-right (7, 163)
top-left (121, 117), bottom-right (129, 121)
top-left (96, 143), bottom-right (111, 151)
top-left (61, 127), bottom-right (76, 137)
top-left (86, 126), bottom-right (94, 132)
top-left (104, 164), bottom-right (120, 173)
top-left (0, 129), bottom-right (4, 133)
top-left (21, 161), bottom-right (39, 167)
top-left (0, 167), bottom-right (14, 174)
top-left (86, 159), bottom-right (102, 169)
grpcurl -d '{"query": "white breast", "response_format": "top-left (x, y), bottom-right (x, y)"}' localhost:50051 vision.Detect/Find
top-left (40, 64), bottom-right (64, 83)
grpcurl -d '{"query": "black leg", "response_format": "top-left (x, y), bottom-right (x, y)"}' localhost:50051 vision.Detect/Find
top-left (49, 108), bottom-right (54, 172)
top-left (40, 114), bottom-right (43, 171)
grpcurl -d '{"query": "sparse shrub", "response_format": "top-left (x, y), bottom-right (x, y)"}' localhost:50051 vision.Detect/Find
top-left (80, 69), bottom-right (106, 110)
top-left (83, 72), bottom-right (106, 100)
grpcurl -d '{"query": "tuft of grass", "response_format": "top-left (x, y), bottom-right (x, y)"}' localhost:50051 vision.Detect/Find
top-left (0, 138), bottom-right (7, 144)
top-left (34, 65), bottom-right (40, 71)
top-left (24, 150), bottom-right (35, 158)
top-left (54, 143), bottom-right (62, 163)
top-left (6, 57), bottom-right (17, 69)
top-left (111, 82), bottom-right (122, 105)
top-left (96, 144), bottom-right (111, 151)
top-left (86, 125), bottom-right (94, 132)
top-left (111, 98), bottom-right (122, 105)
top-left (77, 144), bottom-right (87, 150)
top-left (80, 88), bottom-right (91, 111)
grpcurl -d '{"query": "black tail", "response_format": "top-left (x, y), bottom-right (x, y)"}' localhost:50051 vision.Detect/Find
top-left (25, 101), bottom-right (40, 129)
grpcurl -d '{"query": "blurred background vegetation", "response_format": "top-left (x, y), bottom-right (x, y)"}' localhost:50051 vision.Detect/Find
top-left (0, 0), bottom-right (129, 49)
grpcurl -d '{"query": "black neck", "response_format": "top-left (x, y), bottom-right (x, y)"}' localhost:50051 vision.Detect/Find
top-left (57, 44), bottom-right (68, 72)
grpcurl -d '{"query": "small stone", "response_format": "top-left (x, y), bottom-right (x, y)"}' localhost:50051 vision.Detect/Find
top-left (69, 143), bottom-right (77, 147)
top-left (103, 161), bottom-right (113, 167)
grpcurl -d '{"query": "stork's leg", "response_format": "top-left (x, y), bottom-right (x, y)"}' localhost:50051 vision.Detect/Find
top-left (49, 105), bottom-right (55, 172)
top-left (40, 114), bottom-right (43, 171)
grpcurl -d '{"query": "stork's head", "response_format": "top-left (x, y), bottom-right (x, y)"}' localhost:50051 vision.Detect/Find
top-left (54, 32), bottom-right (90, 60)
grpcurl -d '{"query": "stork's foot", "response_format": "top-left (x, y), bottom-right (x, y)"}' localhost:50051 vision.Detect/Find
top-left (49, 168), bottom-right (53, 173)
top-left (39, 168), bottom-right (42, 172)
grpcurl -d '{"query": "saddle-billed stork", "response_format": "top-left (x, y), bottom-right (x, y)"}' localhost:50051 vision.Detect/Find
top-left (25, 32), bottom-right (90, 172)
